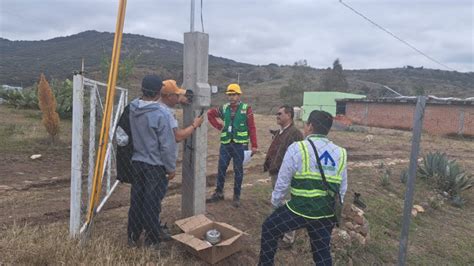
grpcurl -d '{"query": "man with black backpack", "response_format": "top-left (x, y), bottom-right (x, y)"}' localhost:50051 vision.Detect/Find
top-left (116, 75), bottom-right (177, 249)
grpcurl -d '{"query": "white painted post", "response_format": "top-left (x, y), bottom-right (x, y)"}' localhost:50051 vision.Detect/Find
top-left (88, 84), bottom-right (97, 200)
top-left (181, 31), bottom-right (210, 217)
top-left (102, 92), bottom-right (125, 185)
top-left (106, 116), bottom-right (113, 193)
top-left (70, 74), bottom-right (84, 237)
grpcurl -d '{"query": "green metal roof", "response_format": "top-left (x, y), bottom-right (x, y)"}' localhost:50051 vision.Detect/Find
top-left (302, 91), bottom-right (366, 120)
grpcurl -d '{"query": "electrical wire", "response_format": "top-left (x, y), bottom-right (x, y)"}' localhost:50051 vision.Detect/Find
top-left (339, 0), bottom-right (456, 71)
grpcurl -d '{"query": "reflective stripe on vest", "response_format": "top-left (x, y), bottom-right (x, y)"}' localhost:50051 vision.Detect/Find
top-left (286, 139), bottom-right (346, 219)
top-left (220, 103), bottom-right (249, 144)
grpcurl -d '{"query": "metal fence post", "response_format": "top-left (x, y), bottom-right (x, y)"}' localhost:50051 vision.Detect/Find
top-left (398, 96), bottom-right (426, 265)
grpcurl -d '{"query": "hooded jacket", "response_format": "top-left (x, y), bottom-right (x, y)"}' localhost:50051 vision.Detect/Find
top-left (129, 98), bottom-right (177, 173)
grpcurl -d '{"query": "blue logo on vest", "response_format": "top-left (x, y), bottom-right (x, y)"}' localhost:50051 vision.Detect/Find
top-left (319, 151), bottom-right (336, 167)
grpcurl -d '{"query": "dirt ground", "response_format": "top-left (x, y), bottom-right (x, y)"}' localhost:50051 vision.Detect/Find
top-left (1, 105), bottom-right (473, 265)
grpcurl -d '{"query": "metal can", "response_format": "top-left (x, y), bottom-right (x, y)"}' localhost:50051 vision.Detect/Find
top-left (205, 229), bottom-right (221, 245)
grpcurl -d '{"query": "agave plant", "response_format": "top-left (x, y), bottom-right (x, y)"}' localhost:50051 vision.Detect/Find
top-left (417, 152), bottom-right (473, 200)
top-left (418, 152), bottom-right (448, 179)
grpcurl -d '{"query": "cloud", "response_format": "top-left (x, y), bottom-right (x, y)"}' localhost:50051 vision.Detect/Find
top-left (1, 0), bottom-right (472, 72)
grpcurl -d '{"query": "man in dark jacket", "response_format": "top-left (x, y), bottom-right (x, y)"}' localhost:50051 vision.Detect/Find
top-left (264, 105), bottom-right (304, 186)
top-left (127, 75), bottom-right (177, 248)
top-left (263, 105), bottom-right (303, 247)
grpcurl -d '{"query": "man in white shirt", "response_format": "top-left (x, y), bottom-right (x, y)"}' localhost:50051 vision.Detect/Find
top-left (259, 110), bottom-right (348, 266)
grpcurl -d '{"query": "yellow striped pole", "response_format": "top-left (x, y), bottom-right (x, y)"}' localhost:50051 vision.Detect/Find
top-left (84, 0), bottom-right (127, 228)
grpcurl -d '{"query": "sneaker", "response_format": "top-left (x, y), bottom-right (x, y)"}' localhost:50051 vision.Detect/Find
top-left (158, 223), bottom-right (172, 242)
top-left (232, 195), bottom-right (240, 208)
top-left (206, 192), bottom-right (224, 203)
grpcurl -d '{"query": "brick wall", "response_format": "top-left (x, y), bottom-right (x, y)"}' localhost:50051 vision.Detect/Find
top-left (345, 102), bottom-right (474, 136)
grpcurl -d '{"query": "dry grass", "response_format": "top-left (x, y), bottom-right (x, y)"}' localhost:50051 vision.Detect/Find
top-left (1, 104), bottom-right (474, 265)
top-left (0, 222), bottom-right (183, 265)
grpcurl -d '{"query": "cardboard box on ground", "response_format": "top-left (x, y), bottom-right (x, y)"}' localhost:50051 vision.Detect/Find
top-left (172, 214), bottom-right (245, 264)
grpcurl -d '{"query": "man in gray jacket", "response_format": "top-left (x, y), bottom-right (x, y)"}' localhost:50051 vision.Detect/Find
top-left (127, 75), bottom-right (177, 248)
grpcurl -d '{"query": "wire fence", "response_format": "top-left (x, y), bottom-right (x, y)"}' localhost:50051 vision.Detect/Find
top-left (71, 81), bottom-right (474, 265)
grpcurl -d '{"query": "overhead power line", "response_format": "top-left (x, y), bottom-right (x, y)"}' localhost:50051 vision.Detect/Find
top-left (339, 0), bottom-right (456, 71)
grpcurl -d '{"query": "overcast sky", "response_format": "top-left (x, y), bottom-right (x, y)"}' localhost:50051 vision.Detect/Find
top-left (1, 0), bottom-right (473, 72)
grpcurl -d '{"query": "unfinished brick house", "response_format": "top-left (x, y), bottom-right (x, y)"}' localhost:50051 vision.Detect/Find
top-left (336, 97), bottom-right (474, 136)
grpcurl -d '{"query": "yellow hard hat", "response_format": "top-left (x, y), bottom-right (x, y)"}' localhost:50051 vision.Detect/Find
top-left (226, 83), bottom-right (242, 94)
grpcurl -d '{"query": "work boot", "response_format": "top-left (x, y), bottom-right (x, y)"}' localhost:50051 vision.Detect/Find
top-left (206, 192), bottom-right (224, 203)
top-left (232, 195), bottom-right (240, 208)
top-left (158, 223), bottom-right (172, 242)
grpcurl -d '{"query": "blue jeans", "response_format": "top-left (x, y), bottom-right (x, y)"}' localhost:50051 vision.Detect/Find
top-left (216, 143), bottom-right (245, 198)
top-left (259, 206), bottom-right (335, 266)
top-left (128, 161), bottom-right (168, 245)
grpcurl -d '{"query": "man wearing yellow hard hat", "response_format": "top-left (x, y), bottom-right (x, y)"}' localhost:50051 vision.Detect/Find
top-left (206, 83), bottom-right (258, 207)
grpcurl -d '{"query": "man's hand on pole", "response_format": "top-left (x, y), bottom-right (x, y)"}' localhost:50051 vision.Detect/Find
top-left (193, 115), bottom-right (204, 129)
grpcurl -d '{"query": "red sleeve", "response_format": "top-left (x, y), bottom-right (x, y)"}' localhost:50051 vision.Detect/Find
top-left (246, 106), bottom-right (258, 149)
top-left (207, 107), bottom-right (223, 131)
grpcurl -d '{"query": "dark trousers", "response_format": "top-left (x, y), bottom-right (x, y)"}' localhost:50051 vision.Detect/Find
top-left (128, 161), bottom-right (168, 244)
top-left (216, 142), bottom-right (245, 198)
top-left (259, 206), bottom-right (335, 266)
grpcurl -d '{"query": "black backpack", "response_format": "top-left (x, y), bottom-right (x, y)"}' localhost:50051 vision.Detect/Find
top-left (116, 104), bottom-right (134, 183)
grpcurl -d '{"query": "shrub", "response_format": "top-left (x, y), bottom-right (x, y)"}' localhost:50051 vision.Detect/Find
top-left (0, 87), bottom-right (38, 109)
top-left (51, 79), bottom-right (73, 119)
top-left (379, 168), bottom-right (391, 187)
top-left (38, 74), bottom-right (60, 143)
top-left (0, 78), bottom-right (73, 118)
top-left (418, 152), bottom-right (473, 204)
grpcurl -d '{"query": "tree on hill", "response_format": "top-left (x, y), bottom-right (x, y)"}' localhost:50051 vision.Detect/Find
top-left (321, 58), bottom-right (349, 92)
top-left (100, 54), bottom-right (138, 86)
top-left (279, 60), bottom-right (314, 106)
top-left (414, 86), bottom-right (425, 96)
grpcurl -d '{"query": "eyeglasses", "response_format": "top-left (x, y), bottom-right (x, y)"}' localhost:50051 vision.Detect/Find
top-left (227, 93), bottom-right (238, 96)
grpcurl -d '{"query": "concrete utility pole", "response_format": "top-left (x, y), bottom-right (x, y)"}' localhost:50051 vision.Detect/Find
top-left (190, 0), bottom-right (195, 32)
top-left (181, 0), bottom-right (211, 217)
top-left (70, 74), bottom-right (84, 237)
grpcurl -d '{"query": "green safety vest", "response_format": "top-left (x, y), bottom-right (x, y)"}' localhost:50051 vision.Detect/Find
top-left (220, 103), bottom-right (249, 144)
top-left (286, 139), bottom-right (347, 219)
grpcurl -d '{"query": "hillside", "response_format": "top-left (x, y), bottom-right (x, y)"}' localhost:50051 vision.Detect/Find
top-left (0, 30), bottom-right (248, 86)
top-left (1, 30), bottom-right (473, 113)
